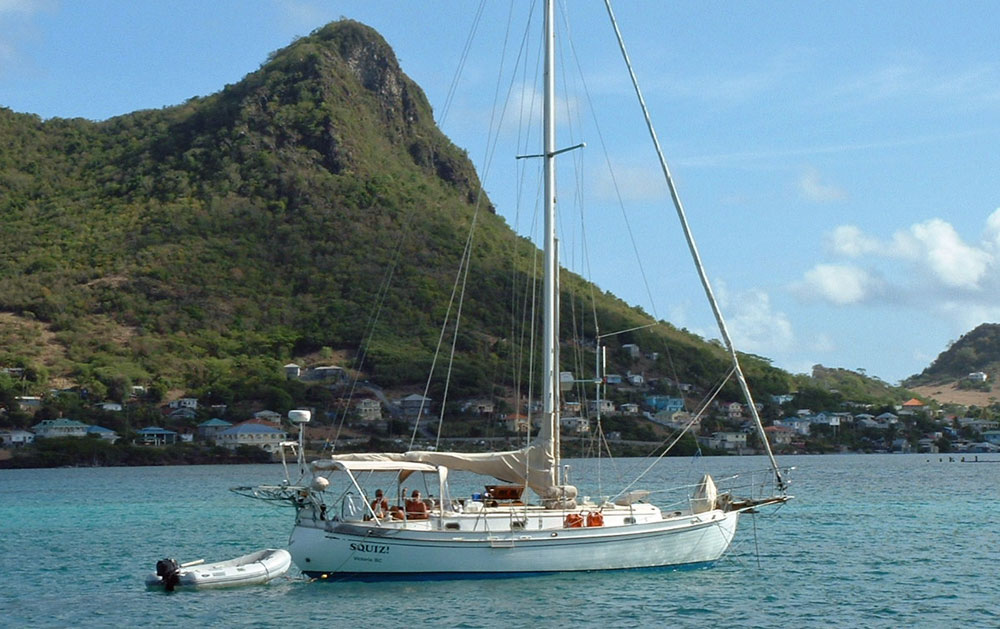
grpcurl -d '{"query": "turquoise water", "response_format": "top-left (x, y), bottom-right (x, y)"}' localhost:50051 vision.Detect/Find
top-left (2, 454), bottom-right (998, 628)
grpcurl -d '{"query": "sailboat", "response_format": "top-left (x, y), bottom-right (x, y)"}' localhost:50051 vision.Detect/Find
top-left (235, 0), bottom-right (789, 579)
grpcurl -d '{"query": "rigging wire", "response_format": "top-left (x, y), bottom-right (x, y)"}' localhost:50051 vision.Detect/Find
top-left (327, 0), bottom-right (489, 452)
top-left (602, 0), bottom-right (786, 489)
top-left (612, 366), bottom-right (736, 500)
top-left (415, 0), bottom-right (540, 450)
top-left (438, 1), bottom-right (487, 126)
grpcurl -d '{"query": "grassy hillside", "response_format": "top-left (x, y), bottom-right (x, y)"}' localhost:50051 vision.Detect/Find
top-left (0, 19), bottom-right (792, 407)
top-left (905, 323), bottom-right (1000, 386)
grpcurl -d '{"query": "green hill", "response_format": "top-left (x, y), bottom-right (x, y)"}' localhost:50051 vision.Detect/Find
top-left (799, 365), bottom-right (913, 406)
top-left (905, 323), bottom-right (1000, 386)
top-left (1, 19), bottom-right (791, 406)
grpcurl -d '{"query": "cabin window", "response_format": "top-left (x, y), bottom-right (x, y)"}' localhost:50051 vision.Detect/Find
top-left (445, 522), bottom-right (461, 530)
top-left (624, 517), bottom-right (636, 525)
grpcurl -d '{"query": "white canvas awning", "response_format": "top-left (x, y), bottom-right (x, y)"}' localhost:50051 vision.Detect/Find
top-left (312, 458), bottom-right (438, 474)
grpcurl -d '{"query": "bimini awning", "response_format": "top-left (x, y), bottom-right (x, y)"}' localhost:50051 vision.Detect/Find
top-left (312, 459), bottom-right (439, 474)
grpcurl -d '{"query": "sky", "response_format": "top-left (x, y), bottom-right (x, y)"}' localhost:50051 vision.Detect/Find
top-left (2, 0), bottom-right (999, 385)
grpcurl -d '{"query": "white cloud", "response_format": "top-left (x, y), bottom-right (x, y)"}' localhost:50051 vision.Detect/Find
top-left (798, 264), bottom-right (878, 305)
top-left (982, 207), bottom-right (1000, 252)
top-left (907, 219), bottom-right (990, 289)
top-left (820, 216), bottom-right (995, 295)
top-left (721, 287), bottom-right (795, 354)
top-left (798, 167), bottom-right (846, 203)
top-left (829, 225), bottom-right (880, 257)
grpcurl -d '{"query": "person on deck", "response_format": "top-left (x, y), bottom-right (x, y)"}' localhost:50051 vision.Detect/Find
top-left (370, 489), bottom-right (389, 518)
top-left (405, 490), bottom-right (429, 520)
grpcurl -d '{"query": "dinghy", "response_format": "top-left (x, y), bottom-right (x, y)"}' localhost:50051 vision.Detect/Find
top-left (145, 548), bottom-right (291, 591)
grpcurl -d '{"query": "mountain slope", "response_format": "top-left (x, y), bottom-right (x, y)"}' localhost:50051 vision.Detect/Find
top-left (905, 323), bottom-right (1000, 385)
top-left (0, 19), bottom-right (785, 402)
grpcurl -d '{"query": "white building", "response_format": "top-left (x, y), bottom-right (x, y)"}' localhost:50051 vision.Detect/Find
top-left (355, 398), bottom-right (382, 421)
top-left (0, 429), bottom-right (35, 447)
top-left (32, 418), bottom-right (89, 439)
top-left (586, 399), bottom-right (615, 415)
top-left (707, 431), bottom-right (748, 451)
top-left (560, 416), bottom-right (590, 434)
top-left (215, 422), bottom-right (287, 453)
top-left (168, 397), bottom-right (198, 410)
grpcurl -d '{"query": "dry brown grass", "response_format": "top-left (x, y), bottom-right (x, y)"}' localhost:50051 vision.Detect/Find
top-left (911, 382), bottom-right (998, 407)
top-left (0, 312), bottom-right (71, 387)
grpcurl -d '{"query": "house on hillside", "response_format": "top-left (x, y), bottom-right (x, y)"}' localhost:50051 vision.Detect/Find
top-left (305, 365), bottom-right (347, 382)
top-left (875, 412), bottom-right (899, 424)
top-left (16, 396), bottom-right (42, 412)
top-left (32, 418), bottom-right (89, 439)
top-left (653, 410), bottom-right (700, 431)
top-left (460, 400), bottom-right (495, 416)
top-left (503, 414), bottom-right (531, 432)
top-left (621, 344), bottom-right (640, 360)
top-left (87, 425), bottom-right (120, 443)
top-left (197, 418), bottom-right (233, 440)
top-left (967, 371), bottom-right (989, 382)
top-left (560, 416), bottom-right (590, 434)
top-left (713, 401), bottom-right (744, 418)
top-left (169, 397), bottom-right (198, 410)
top-left (918, 437), bottom-right (940, 453)
top-left (166, 406), bottom-right (197, 420)
top-left (253, 410), bottom-right (282, 422)
top-left (619, 402), bottom-right (640, 415)
top-left (764, 425), bottom-right (795, 446)
top-left (0, 429), bottom-right (34, 447)
top-left (891, 438), bottom-right (913, 454)
top-left (215, 422), bottom-right (287, 453)
top-left (587, 399), bottom-right (615, 415)
top-left (137, 426), bottom-right (179, 445)
top-left (703, 431), bottom-right (747, 452)
top-left (958, 417), bottom-right (999, 433)
top-left (355, 398), bottom-right (382, 422)
top-left (777, 416), bottom-right (812, 436)
top-left (645, 396), bottom-right (684, 413)
top-left (399, 394), bottom-right (433, 418)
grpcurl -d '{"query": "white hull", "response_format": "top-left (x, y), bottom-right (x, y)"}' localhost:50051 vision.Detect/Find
top-left (289, 508), bottom-right (739, 578)
top-left (146, 548), bottom-right (291, 590)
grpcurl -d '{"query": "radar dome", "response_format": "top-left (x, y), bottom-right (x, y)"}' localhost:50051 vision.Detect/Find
top-left (311, 477), bottom-right (329, 492)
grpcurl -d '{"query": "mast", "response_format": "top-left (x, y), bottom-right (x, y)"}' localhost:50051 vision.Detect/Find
top-left (541, 0), bottom-right (560, 486)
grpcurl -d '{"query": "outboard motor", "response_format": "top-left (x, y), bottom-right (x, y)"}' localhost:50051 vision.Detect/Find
top-left (155, 558), bottom-right (181, 592)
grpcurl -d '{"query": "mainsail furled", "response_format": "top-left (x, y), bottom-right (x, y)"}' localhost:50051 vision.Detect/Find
top-left (324, 425), bottom-right (576, 505)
